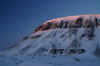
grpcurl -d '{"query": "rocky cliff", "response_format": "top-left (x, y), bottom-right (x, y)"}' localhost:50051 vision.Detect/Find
top-left (34, 14), bottom-right (100, 33)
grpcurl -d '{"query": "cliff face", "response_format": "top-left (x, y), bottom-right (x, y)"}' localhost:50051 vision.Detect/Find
top-left (34, 15), bottom-right (100, 33)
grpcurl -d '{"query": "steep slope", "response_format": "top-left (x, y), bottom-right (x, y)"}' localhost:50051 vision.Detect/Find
top-left (0, 14), bottom-right (100, 66)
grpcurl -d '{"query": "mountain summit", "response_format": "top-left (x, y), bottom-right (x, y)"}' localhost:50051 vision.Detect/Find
top-left (0, 14), bottom-right (100, 66)
top-left (34, 14), bottom-right (100, 33)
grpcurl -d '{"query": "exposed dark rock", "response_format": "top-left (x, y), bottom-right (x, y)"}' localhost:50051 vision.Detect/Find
top-left (58, 49), bottom-right (64, 54)
top-left (87, 28), bottom-right (95, 40)
top-left (32, 36), bottom-right (35, 39)
top-left (34, 47), bottom-right (48, 55)
top-left (53, 56), bottom-right (56, 58)
top-left (49, 49), bottom-right (64, 55)
top-left (83, 19), bottom-right (94, 28)
top-left (67, 49), bottom-right (85, 54)
top-left (90, 60), bottom-right (94, 62)
top-left (2, 54), bottom-right (4, 57)
top-left (81, 28), bottom-right (95, 40)
top-left (68, 39), bottom-right (78, 48)
top-left (21, 53), bottom-right (23, 54)
top-left (32, 57), bottom-right (34, 58)
top-left (78, 49), bottom-right (85, 54)
top-left (29, 35), bottom-right (41, 39)
top-left (19, 45), bottom-right (31, 54)
top-left (99, 20), bottom-right (100, 26)
top-left (63, 21), bottom-right (68, 28)
top-left (35, 35), bottom-right (41, 39)
top-left (74, 59), bottom-right (80, 62)
top-left (34, 22), bottom-right (53, 33)
top-left (41, 22), bottom-right (52, 30)
top-left (33, 17), bottom-right (99, 33)
top-left (52, 49), bottom-right (58, 54)
top-left (57, 21), bottom-right (64, 28)
top-left (51, 44), bottom-right (56, 49)
top-left (60, 33), bottom-right (67, 38)
top-left (81, 34), bottom-right (86, 37)
top-left (68, 28), bottom-right (78, 36)
top-left (51, 23), bottom-right (58, 29)
top-left (20, 60), bottom-right (22, 62)
top-left (22, 36), bottom-right (29, 41)
top-left (34, 24), bottom-right (44, 33)
top-left (49, 49), bottom-right (85, 55)
top-left (68, 20), bottom-right (74, 28)
top-left (71, 18), bottom-right (82, 28)
top-left (13, 59), bottom-right (15, 60)
top-left (69, 49), bottom-right (77, 54)
top-left (93, 18), bottom-right (98, 27)
top-left (49, 49), bottom-right (54, 54)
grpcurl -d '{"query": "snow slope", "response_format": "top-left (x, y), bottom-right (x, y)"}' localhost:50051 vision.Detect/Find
top-left (17, 56), bottom-right (100, 66)
top-left (0, 59), bottom-right (8, 66)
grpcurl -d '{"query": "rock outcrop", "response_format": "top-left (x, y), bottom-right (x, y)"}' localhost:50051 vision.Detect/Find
top-left (83, 19), bottom-right (94, 28)
top-left (49, 49), bottom-right (85, 55)
top-left (68, 20), bottom-right (74, 28)
top-left (71, 18), bottom-right (82, 28)
top-left (22, 36), bottom-right (29, 41)
top-left (57, 20), bottom-right (64, 28)
top-left (34, 15), bottom-right (100, 33)
top-left (42, 22), bottom-right (52, 30)
top-left (63, 21), bottom-right (68, 28)
top-left (51, 23), bottom-right (58, 29)
top-left (93, 18), bottom-right (98, 26)
top-left (34, 24), bottom-right (43, 33)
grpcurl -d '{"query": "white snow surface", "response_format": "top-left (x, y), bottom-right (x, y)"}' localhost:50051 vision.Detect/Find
top-left (0, 59), bottom-right (8, 66)
top-left (0, 27), bottom-right (100, 66)
top-left (17, 56), bottom-right (100, 66)
top-left (0, 55), bottom-right (100, 66)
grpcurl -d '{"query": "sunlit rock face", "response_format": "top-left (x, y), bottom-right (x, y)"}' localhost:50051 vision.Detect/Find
top-left (51, 23), bottom-right (58, 29)
top-left (57, 20), bottom-right (64, 28)
top-left (34, 14), bottom-right (100, 33)
top-left (71, 18), bottom-right (82, 28)
top-left (63, 21), bottom-right (68, 28)
top-left (83, 19), bottom-right (93, 28)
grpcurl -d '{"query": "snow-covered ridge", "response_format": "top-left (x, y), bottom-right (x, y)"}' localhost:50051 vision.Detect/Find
top-left (34, 14), bottom-right (100, 33)
top-left (44, 14), bottom-right (100, 23)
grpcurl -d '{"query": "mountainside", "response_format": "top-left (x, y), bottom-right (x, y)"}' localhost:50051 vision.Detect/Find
top-left (0, 14), bottom-right (100, 66)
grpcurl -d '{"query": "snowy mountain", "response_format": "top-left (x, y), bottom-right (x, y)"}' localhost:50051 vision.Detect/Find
top-left (0, 14), bottom-right (100, 66)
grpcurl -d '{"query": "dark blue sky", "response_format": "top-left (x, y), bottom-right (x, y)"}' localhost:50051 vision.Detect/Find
top-left (0, 0), bottom-right (100, 50)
